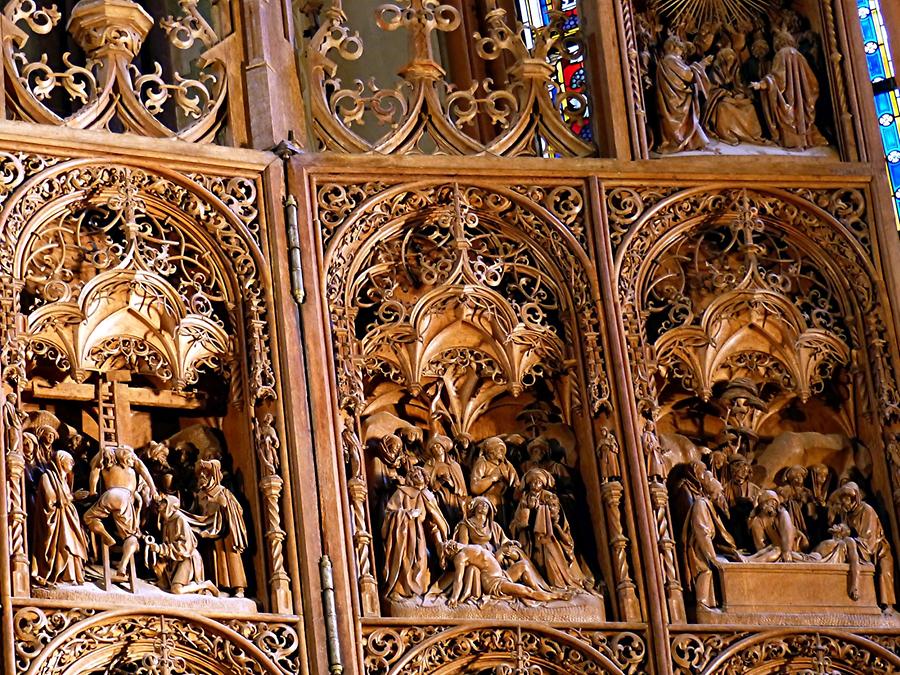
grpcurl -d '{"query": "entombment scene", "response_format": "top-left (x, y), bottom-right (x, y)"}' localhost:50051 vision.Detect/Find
top-left (328, 184), bottom-right (629, 622)
top-left (635, 0), bottom-right (836, 156)
top-left (4, 165), bottom-right (286, 613)
top-left (625, 190), bottom-right (900, 626)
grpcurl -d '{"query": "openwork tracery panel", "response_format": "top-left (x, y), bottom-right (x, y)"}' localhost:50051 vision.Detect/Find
top-left (1, 0), bottom-right (243, 142)
top-left (611, 183), bottom-right (900, 629)
top-left (0, 150), bottom-right (300, 673)
top-left (303, 0), bottom-right (595, 156)
top-left (317, 174), bottom-right (643, 668)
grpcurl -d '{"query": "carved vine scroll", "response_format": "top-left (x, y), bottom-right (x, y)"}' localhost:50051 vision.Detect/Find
top-left (305, 0), bottom-right (595, 156)
top-left (1, 0), bottom-right (242, 142)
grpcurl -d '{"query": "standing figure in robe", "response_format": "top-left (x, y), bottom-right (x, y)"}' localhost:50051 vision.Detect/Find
top-left (752, 29), bottom-right (827, 149)
top-left (382, 465), bottom-right (449, 600)
top-left (423, 435), bottom-right (467, 522)
top-left (656, 36), bottom-right (712, 153)
top-left (195, 459), bottom-right (248, 597)
top-left (776, 465), bottom-right (813, 549)
top-left (682, 465), bottom-right (742, 609)
top-left (510, 468), bottom-right (590, 591)
top-left (470, 436), bottom-right (519, 524)
top-left (32, 450), bottom-right (88, 585)
top-left (830, 482), bottom-right (896, 607)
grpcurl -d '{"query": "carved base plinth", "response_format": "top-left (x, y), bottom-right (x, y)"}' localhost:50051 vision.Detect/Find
top-left (388, 590), bottom-right (605, 623)
top-left (33, 579), bottom-right (259, 614)
top-left (696, 562), bottom-right (899, 627)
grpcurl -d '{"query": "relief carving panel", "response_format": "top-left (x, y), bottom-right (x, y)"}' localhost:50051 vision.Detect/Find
top-left (317, 176), bottom-right (642, 651)
top-left (612, 184), bottom-right (900, 627)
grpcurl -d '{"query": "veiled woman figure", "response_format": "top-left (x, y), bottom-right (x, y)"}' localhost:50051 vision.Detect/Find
top-left (752, 29), bottom-right (827, 149)
top-left (423, 435), bottom-right (467, 521)
top-left (382, 465), bottom-right (449, 600)
top-left (510, 468), bottom-right (590, 590)
top-left (702, 46), bottom-right (764, 145)
top-left (656, 36), bottom-right (711, 153)
top-left (32, 450), bottom-right (88, 585)
top-left (195, 459), bottom-right (248, 597)
top-left (454, 496), bottom-right (508, 553)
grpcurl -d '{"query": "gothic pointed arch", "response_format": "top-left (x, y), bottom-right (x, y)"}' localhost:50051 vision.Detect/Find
top-left (612, 184), bottom-right (900, 625)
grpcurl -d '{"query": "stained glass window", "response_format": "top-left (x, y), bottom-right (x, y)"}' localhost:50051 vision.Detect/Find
top-left (858, 0), bottom-right (900, 227)
top-left (515, 0), bottom-right (592, 145)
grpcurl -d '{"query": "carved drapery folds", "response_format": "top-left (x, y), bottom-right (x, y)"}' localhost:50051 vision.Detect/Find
top-left (627, 0), bottom-right (858, 159)
top-left (0, 0), bottom-right (241, 142)
top-left (305, 0), bottom-right (594, 156)
top-left (613, 184), bottom-right (900, 626)
top-left (319, 177), bottom-right (641, 664)
top-left (0, 151), bottom-right (298, 672)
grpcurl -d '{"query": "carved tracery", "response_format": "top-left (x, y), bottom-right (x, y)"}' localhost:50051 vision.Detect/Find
top-left (0, 158), bottom-right (295, 635)
top-left (1, 0), bottom-right (241, 142)
top-left (321, 178), bottom-right (640, 635)
top-left (614, 185), bottom-right (900, 626)
top-left (304, 0), bottom-right (594, 156)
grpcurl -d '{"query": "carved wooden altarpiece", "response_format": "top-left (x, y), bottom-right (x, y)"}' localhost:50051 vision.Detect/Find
top-left (2, 0), bottom-right (900, 674)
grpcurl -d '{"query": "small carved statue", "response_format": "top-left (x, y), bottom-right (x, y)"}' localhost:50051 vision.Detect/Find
top-left (469, 436), bottom-right (519, 520)
top-left (777, 465), bottom-right (814, 548)
top-left (809, 463), bottom-right (832, 507)
top-left (195, 458), bottom-right (248, 597)
top-left (655, 35), bottom-right (711, 153)
top-left (35, 424), bottom-right (59, 468)
top-left (382, 465), bottom-right (449, 600)
top-left (830, 482), bottom-right (896, 608)
top-left (814, 523), bottom-right (862, 600)
top-left (147, 495), bottom-right (219, 596)
top-left (747, 490), bottom-right (807, 562)
top-left (423, 435), bottom-right (467, 520)
top-left (453, 496), bottom-right (507, 553)
top-left (254, 413), bottom-right (280, 477)
top-left (596, 427), bottom-right (621, 481)
top-left (32, 450), bottom-right (89, 585)
top-left (84, 445), bottom-right (158, 579)
top-left (683, 465), bottom-right (741, 609)
top-left (510, 467), bottom-right (590, 591)
top-left (702, 44), bottom-right (765, 145)
top-left (752, 28), bottom-right (827, 149)
top-left (724, 454), bottom-right (761, 508)
top-left (643, 420), bottom-right (667, 481)
top-left (440, 540), bottom-right (566, 607)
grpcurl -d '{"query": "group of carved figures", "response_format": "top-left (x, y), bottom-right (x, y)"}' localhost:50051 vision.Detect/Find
top-left (19, 405), bottom-right (249, 598)
top-left (676, 455), bottom-right (896, 611)
top-left (638, 4), bottom-right (829, 152)
top-left (370, 430), bottom-right (597, 608)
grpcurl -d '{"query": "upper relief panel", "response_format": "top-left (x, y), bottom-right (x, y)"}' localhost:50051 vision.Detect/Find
top-left (631, 0), bottom-right (862, 159)
top-left (0, 0), bottom-right (245, 144)
top-left (297, 0), bottom-right (596, 156)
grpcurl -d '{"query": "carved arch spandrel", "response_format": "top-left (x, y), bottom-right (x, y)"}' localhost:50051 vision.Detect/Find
top-left (381, 623), bottom-right (629, 675)
top-left (17, 608), bottom-right (289, 675)
top-left (318, 177), bottom-right (644, 627)
top-left (697, 629), bottom-right (900, 674)
top-left (611, 184), bottom-right (900, 625)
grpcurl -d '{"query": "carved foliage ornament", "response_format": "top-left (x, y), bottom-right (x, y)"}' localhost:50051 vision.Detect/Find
top-left (306, 0), bottom-right (594, 156)
top-left (672, 629), bottom-right (900, 674)
top-left (362, 623), bottom-right (641, 675)
top-left (14, 607), bottom-right (300, 675)
top-left (1, 0), bottom-right (238, 141)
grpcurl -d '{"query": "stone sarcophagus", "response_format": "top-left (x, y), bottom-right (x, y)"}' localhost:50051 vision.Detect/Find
top-left (697, 561), bottom-right (895, 627)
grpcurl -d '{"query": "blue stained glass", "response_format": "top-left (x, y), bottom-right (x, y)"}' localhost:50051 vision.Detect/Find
top-left (858, 0), bottom-right (900, 227)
